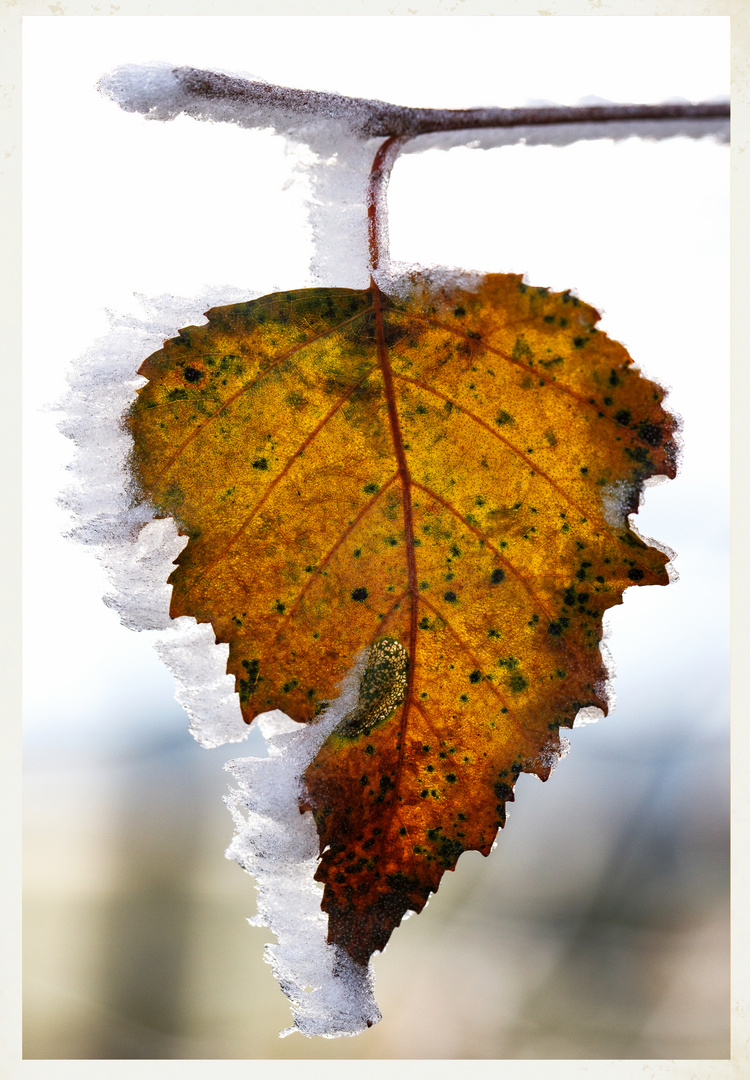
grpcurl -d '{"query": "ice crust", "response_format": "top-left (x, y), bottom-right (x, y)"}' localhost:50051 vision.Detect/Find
top-left (60, 290), bottom-right (256, 749)
top-left (224, 656), bottom-right (381, 1038)
top-left (99, 63), bottom-right (379, 289)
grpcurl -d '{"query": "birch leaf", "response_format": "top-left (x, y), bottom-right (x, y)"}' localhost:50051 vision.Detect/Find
top-left (128, 272), bottom-right (677, 965)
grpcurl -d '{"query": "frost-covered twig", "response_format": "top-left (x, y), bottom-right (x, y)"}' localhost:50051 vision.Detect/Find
top-left (100, 63), bottom-right (729, 143)
top-left (98, 64), bottom-right (729, 286)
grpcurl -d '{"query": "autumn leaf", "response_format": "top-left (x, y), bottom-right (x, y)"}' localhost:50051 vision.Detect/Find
top-left (128, 272), bottom-right (677, 966)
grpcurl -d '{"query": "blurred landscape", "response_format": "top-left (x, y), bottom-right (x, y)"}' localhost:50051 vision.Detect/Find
top-left (23, 636), bottom-right (728, 1059)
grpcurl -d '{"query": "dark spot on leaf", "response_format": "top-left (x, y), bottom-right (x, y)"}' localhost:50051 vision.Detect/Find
top-left (626, 445), bottom-right (652, 464)
top-left (252, 458), bottom-right (268, 470)
top-left (183, 366), bottom-right (203, 382)
top-left (351, 588), bottom-right (368, 601)
top-left (638, 422), bottom-right (663, 446)
top-left (444, 591), bottom-right (457, 603)
top-left (512, 338), bottom-right (532, 360)
top-left (491, 568), bottom-right (505, 584)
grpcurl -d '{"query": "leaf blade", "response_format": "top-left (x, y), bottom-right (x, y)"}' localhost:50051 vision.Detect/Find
top-left (128, 272), bottom-right (677, 965)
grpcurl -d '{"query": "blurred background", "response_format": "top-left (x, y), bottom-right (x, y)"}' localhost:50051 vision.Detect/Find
top-left (23, 15), bottom-right (729, 1059)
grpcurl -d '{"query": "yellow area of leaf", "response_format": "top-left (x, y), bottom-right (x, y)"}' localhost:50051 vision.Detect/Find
top-left (128, 273), bottom-right (677, 965)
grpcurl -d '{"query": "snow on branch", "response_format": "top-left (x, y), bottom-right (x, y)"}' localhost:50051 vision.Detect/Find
top-left (97, 64), bottom-right (728, 288)
top-left (99, 62), bottom-right (729, 146)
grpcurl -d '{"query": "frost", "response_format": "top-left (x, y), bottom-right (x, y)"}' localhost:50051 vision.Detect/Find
top-left (224, 656), bottom-right (381, 1038)
top-left (600, 477), bottom-right (639, 529)
top-left (402, 117), bottom-right (729, 155)
top-left (61, 290), bottom-right (257, 749)
top-left (573, 706), bottom-right (606, 729)
top-left (155, 621), bottom-right (243, 749)
top-left (376, 260), bottom-right (485, 306)
top-left (99, 63), bottom-right (378, 290)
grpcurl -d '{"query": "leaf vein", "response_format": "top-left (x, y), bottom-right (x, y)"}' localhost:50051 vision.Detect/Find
top-left (150, 305), bottom-right (375, 485)
top-left (417, 596), bottom-right (515, 716)
top-left (410, 480), bottom-right (556, 621)
top-left (250, 474), bottom-right (400, 677)
top-left (395, 371), bottom-right (610, 533)
top-left (178, 364), bottom-right (379, 599)
top-left (389, 307), bottom-right (657, 450)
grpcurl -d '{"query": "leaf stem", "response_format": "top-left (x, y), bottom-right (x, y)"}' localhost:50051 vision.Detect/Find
top-left (367, 136), bottom-right (407, 273)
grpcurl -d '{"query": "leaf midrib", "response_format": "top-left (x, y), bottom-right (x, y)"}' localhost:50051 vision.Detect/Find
top-left (372, 282), bottom-right (419, 793)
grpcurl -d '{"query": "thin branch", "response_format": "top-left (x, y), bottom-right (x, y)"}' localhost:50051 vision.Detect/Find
top-left (100, 64), bottom-right (729, 145)
top-left (177, 66), bottom-right (730, 137)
